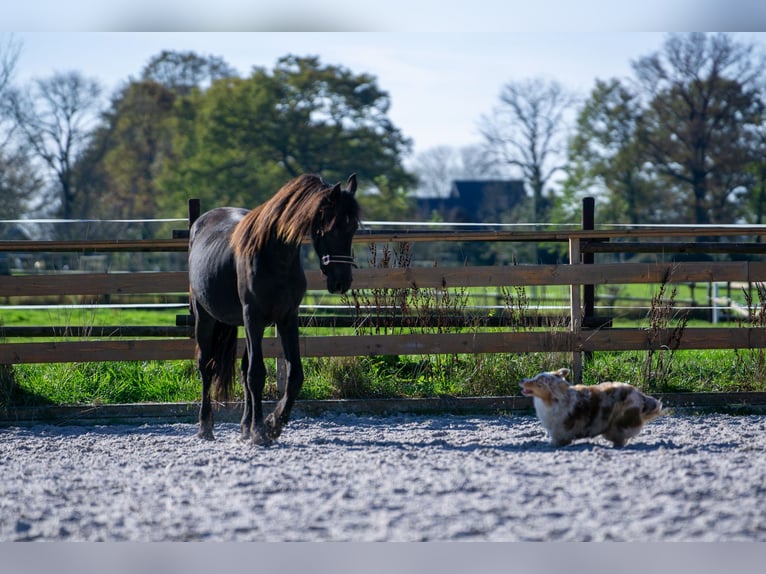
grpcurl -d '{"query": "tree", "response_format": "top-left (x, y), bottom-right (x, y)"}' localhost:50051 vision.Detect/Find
top-left (8, 71), bottom-right (103, 220)
top-left (0, 149), bottom-right (42, 220)
top-left (70, 51), bottom-right (238, 223)
top-left (743, 109), bottom-right (766, 225)
top-left (412, 144), bottom-right (503, 198)
top-left (0, 35), bottom-right (40, 220)
top-left (480, 77), bottom-right (577, 223)
top-left (358, 175), bottom-right (415, 222)
top-left (141, 50), bottom-right (237, 96)
top-left (632, 33), bottom-right (766, 224)
top-left (0, 34), bottom-right (21, 150)
top-left (78, 80), bottom-right (177, 220)
top-left (158, 55), bottom-right (415, 214)
top-left (568, 78), bottom-right (662, 224)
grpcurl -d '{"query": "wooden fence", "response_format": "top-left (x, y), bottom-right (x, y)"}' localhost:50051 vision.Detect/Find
top-left (3, 201), bottom-right (766, 384)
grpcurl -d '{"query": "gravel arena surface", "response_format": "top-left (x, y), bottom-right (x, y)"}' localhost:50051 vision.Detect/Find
top-left (2, 412), bottom-right (766, 542)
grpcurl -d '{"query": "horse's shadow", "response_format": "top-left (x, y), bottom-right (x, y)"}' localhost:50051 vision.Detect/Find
top-left (10, 419), bottom-right (691, 454)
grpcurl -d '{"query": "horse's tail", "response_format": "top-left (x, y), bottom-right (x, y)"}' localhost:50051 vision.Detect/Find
top-left (208, 322), bottom-right (238, 403)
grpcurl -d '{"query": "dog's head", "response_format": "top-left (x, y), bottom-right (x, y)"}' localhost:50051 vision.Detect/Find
top-left (519, 368), bottom-right (571, 405)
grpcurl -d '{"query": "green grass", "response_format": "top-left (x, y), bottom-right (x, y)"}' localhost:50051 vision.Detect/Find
top-left (3, 361), bottom-right (200, 406)
top-left (4, 346), bottom-right (765, 409)
top-left (3, 279), bottom-right (766, 408)
top-left (0, 307), bottom-right (182, 328)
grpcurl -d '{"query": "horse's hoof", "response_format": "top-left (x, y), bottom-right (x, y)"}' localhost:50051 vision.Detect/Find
top-left (197, 430), bottom-right (215, 441)
top-left (264, 413), bottom-right (284, 440)
top-left (250, 431), bottom-right (273, 447)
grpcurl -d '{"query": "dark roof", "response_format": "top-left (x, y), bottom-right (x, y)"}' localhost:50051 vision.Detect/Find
top-left (415, 180), bottom-right (526, 222)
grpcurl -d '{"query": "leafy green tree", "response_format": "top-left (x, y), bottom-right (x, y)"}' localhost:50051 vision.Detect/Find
top-left (79, 80), bottom-right (177, 220)
top-left (0, 150), bottom-right (41, 220)
top-left (568, 78), bottom-right (661, 224)
top-left (632, 32), bottom-right (766, 224)
top-left (158, 55), bottom-right (414, 215)
top-left (73, 51), bottom-right (238, 223)
top-left (140, 50), bottom-right (237, 96)
top-left (360, 175), bottom-right (416, 222)
top-left (743, 109), bottom-right (766, 225)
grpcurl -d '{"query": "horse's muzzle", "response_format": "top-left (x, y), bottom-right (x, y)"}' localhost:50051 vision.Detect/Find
top-left (326, 275), bottom-right (352, 294)
top-left (321, 256), bottom-right (354, 294)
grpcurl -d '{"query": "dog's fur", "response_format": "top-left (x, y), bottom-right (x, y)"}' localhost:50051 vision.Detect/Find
top-left (519, 368), bottom-right (663, 447)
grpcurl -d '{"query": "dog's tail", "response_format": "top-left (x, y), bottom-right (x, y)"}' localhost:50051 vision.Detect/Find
top-left (641, 394), bottom-right (664, 422)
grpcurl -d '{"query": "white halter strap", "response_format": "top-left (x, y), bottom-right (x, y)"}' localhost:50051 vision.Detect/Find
top-left (321, 254), bottom-right (356, 267)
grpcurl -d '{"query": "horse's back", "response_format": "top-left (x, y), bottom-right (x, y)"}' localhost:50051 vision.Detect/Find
top-left (190, 207), bottom-right (248, 244)
top-left (189, 207), bottom-right (249, 325)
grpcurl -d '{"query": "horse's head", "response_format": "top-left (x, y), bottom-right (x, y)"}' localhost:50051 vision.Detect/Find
top-left (312, 173), bottom-right (360, 294)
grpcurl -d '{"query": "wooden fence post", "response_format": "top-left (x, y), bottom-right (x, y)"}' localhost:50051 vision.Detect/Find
top-left (582, 197), bottom-right (595, 366)
top-left (569, 236), bottom-right (583, 384)
top-left (582, 197), bottom-right (595, 321)
top-left (185, 199), bottom-right (201, 320)
top-left (188, 198), bottom-right (201, 229)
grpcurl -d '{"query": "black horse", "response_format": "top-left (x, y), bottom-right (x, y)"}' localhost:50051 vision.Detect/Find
top-left (188, 173), bottom-right (360, 445)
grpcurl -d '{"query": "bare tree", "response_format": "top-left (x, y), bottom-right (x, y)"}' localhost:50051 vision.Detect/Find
top-left (412, 144), bottom-right (502, 197)
top-left (0, 35), bottom-right (21, 150)
top-left (0, 35), bottom-right (41, 221)
top-left (480, 78), bottom-right (577, 222)
top-left (8, 71), bottom-right (103, 219)
top-left (0, 36), bottom-right (15, 89)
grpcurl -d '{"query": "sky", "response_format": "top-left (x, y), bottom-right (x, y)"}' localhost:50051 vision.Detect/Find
top-left (8, 32), bottom-right (676, 157)
top-left (3, 2), bottom-right (766, 159)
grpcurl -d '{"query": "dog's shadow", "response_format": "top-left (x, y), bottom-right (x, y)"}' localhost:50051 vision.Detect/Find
top-left (291, 434), bottom-right (681, 453)
top-left (564, 439), bottom-right (680, 452)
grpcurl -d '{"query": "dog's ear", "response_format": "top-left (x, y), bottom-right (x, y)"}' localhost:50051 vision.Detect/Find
top-left (554, 368), bottom-right (570, 379)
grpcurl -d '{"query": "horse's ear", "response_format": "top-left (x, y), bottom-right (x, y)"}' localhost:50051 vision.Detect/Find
top-left (330, 182), bottom-right (342, 201)
top-left (346, 173), bottom-right (357, 196)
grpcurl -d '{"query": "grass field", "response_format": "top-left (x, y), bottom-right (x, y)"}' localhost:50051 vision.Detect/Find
top-left (2, 280), bottom-right (766, 408)
top-left (3, 346), bottom-right (766, 409)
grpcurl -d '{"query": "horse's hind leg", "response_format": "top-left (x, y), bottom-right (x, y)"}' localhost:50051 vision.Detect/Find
top-left (266, 314), bottom-right (304, 440)
top-left (194, 303), bottom-right (218, 441)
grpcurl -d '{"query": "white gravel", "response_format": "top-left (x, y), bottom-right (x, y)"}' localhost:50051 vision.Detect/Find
top-left (2, 412), bottom-right (766, 541)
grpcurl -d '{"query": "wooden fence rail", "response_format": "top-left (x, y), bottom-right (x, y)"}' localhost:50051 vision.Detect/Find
top-left (3, 261), bottom-right (765, 298)
top-left (3, 200), bottom-right (766, 384)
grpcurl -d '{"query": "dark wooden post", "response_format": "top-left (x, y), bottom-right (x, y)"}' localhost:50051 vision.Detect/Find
top-left (582, 197), bottom-right (595, 365)
top-left (188, 198), bottom-right (201, 229)
top-left (176, 199), bottom-right (201, 328)
top-left (582, 197), bottom-right (595, 319)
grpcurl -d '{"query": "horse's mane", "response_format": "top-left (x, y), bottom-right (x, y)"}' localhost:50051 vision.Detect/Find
top-left (231, 174), bottom-right (347, 260)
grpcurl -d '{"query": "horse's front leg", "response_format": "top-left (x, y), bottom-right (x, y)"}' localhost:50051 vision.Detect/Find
top-left (238, 349), bottom-right (251, 441)
top-left (265, 313), bottom-right (304, 440)
top-left (242, 311), bottom-right (271, 446)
